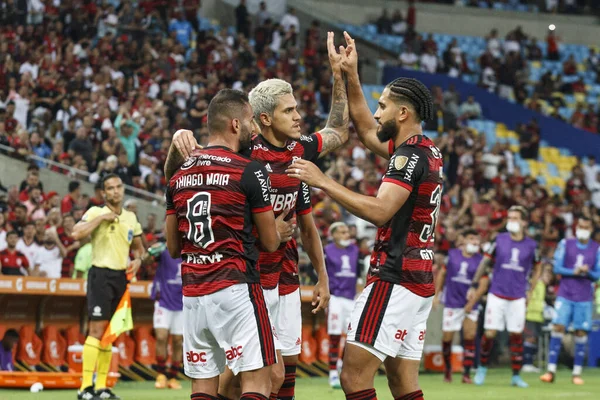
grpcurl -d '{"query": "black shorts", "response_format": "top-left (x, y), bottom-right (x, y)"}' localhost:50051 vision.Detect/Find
top-left (87, 266), bottom-right (128, 321)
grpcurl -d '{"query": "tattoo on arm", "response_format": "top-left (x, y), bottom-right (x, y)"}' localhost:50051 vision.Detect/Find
top-left (164, 145), bottom-right (185, 181)
top-left (319, 74), bottom-right (349, 157)
top-left (472, 257), bottom-right (493, 286)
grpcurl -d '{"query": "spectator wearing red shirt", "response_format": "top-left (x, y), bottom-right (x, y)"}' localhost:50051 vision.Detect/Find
top-left (563, 54), bottom-right (577, 76)
top-left (547, 30), bottom-right (560, 60)
top-left (0, 231), bottom-right (29, 276)
top-left (407, 0), bottom-right (416, 28)
top-left (58, 214), bottom-right (80, 278)
top-left (61, 181), bottom-right (81, 215)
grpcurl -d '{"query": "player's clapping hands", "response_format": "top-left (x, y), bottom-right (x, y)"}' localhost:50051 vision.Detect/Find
top-left (327, 31), bottom-right (352, 76)
top-left (340, 31), bottom-right (358, 76)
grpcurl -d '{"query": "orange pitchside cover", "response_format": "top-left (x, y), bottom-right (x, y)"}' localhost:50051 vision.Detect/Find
top-left (17, 325), bottom-right (42, 367)
top-left (41, 326), bottom-right (67, 368)
top-left (114, 333), bottom-right (135, 368)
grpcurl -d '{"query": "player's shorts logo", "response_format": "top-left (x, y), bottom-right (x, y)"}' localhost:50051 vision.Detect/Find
top-left (225, 346), bottom-right (243, 361)
top-left (186, 350), bottom-right (207, 363)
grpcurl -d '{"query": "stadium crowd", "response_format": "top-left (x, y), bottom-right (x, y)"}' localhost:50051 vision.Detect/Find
top-left (374, 5), bottom-right (600, 133)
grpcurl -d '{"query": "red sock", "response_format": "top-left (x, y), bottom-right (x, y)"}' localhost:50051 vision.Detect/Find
top-left (329, 335), bottom-right (341, 371)
top-left (510, 333), bottom-right (524, 375)
top-left (395, 389), bottom-right (424, 400)
top-left (442, 340), bottom-right (452, 374)
top-left (156, 355), bottom-right (167, 375)
top-left (168, 361), bottom-right (181, 379)
top-left (346, 388), bottom-right (377, 400)
top-left (480, 335), bottom-right (494, 367)
top-left (277, 363), bottom-right (296, 400)
top-left (269, 394), bottom-right (277, 400)
top-left (191, 394), bottom-right (219, 400)
top-left (240, 393), bottom-right (268, 400)
top-left (463, 339), bottom-right (475, 376)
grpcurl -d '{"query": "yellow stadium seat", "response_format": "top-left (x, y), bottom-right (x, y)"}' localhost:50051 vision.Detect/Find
top-left (509, 145), bottom-right (519, 153)
top-left (371, 91), bottom-right (381, 100)
top-left (578, 63), bottom-right (587, 72)
top-left (507, 131), bottom-right (519, 140)
top-left (574, 93), bottom-right (586, 104)
top-left (531, 61), bottom-right (542, 69)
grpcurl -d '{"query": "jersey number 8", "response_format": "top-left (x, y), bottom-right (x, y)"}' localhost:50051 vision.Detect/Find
top-left (186, 192), bottom-right (215, 248)
top-left (419, 184), bottom-right (442, 243)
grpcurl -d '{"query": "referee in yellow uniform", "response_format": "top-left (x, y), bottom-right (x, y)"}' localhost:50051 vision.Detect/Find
top-left (72, 173), bottom-right (145, 400)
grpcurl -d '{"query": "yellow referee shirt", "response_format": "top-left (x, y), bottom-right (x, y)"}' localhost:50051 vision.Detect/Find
top-left (81, 206), bottom-right (143, 270)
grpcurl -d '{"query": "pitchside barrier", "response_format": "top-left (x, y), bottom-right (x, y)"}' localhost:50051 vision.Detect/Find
top-left (0, 276), bottom-right (377, 386)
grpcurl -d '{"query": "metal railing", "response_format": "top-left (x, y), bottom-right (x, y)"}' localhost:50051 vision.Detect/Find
top-left (0, 143), bottom-right (165, 203)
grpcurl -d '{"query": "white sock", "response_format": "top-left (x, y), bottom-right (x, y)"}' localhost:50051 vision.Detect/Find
top-left (573, 365), bottom-right (582, 376)
top-left (329, 370), bottom-right (338, 379)
top-left (548, 363), bottom-right (557, 373)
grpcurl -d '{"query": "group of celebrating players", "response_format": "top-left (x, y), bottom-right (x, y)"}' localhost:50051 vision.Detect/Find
top-left (159, 29), bottom-right (441, 400)
top-left (72, 28), bottom-right (598, 400)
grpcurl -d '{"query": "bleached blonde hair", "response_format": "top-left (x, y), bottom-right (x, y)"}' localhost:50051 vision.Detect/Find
top-left (248, 79), bottom-right (293, 126)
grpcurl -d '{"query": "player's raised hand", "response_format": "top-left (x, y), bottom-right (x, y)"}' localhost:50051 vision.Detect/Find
top-left (275, 208), bottom-right (295, 243)
top-left (327, 31), bottom-right (344, 76)
top-left (340, 31), bottom-right (357, 75)
top-left (286, 159), bottom-right (327, 189)
top-left (173, 129), bottom-right (201, 159)
top-left (312, 278), bottom-right (331, 314)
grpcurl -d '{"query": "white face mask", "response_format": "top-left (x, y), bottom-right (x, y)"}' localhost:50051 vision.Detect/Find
top-left (506, 221), bottom-right (521, 234)
top-left (465, 243), bottom-right (480, 254)
top-left (338, 239), bottom-right (353, 247)
top-left (576, 229), bottom-right (591, 241)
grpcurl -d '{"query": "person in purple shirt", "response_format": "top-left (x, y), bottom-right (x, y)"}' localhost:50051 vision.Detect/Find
top-left (144, 241), bottom-right (183, 390)
top-left (433, 229), bottom-right (482, 384)
top-left (324, 222), bottom-right (360, 389)
top-left (468, 206), bottom-right (542, 388)
top-left (0, 329), bottom-right (19, 371)
top-left (541, 216), bottom-right (600, 386)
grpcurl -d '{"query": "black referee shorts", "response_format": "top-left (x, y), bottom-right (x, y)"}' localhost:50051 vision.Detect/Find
top-left (87, 266), bottom-right (128, 321)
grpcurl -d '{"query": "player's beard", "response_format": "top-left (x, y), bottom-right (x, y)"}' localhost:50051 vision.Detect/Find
top-left (376, 119), bottom-right (399, 143)
top-left (239, 124), bottom-right (252, 150)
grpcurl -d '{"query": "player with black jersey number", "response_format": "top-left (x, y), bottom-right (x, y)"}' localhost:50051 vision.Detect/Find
top-left (288, 32), bottom-right (442, 400)
top-left (165, 89), bottom-right (280, 400)
top-left (166, 32), bottom-right (351, 400)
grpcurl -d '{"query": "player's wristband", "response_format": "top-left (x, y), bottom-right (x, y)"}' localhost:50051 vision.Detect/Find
top-left (470, 283), bottom-right (479, 290)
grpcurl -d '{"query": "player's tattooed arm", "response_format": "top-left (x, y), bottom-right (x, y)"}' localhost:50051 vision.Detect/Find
top-left (165, 129), bottom-right (201, 180)
top-left (472, 255), bottom-right (493, 286)
top-left (319, 32), bottom-right (350, 158)
top-left (164, 143), bottom-right (185, 181)
top-left (318, 74), bottom-right (349, 157)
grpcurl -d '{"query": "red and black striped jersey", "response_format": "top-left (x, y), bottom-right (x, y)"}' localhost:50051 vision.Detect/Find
top-left (166, 146), bottom-right (273, 297)
top-left (366, 135), bottom-right (444, 298)
top-left (244, 133), bottom-right (322, 295)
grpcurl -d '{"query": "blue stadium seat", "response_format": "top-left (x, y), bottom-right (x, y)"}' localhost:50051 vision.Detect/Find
top-left (547, 164), bottom-right (559, 177)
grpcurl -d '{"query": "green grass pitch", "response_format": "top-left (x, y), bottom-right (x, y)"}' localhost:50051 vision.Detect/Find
top-left (2, 369), bottom-right (599, 400)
